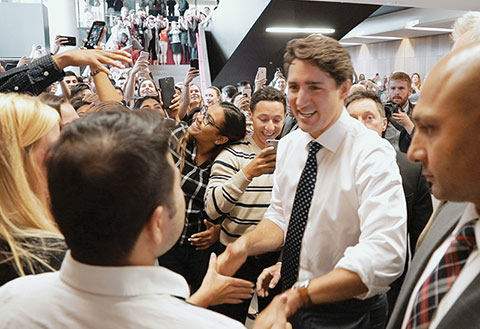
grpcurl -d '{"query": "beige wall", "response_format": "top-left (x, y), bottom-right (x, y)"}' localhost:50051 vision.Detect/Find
top-left (346, 34), bottom-right (453, 81)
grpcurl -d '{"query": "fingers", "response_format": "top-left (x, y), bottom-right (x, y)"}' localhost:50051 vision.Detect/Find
top-left (269, 272), bottom-right (280, 289)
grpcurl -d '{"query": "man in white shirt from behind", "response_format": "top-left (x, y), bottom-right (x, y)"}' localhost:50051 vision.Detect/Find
top-left (0, 111), bottom-right (250, 329)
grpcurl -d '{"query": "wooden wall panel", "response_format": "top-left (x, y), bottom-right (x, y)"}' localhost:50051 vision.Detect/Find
top-left (346, 34), bottom-right (453, 81)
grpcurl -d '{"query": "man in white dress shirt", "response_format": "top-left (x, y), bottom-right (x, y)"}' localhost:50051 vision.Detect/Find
top-left (0, 111), bottom-right (249, 329)
top-left (218, 34), bottom-right (407, 329)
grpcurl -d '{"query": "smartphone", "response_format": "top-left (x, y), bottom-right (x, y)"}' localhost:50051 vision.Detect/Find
top-left (139, 51), bottom-right (149, 61)
top-left (159, 77), bottom-right (175, 109)
top-left (264, 139), bottom-right (279, 156)
top-left (59, 35), bottom-right (77, 46)
top-left (84, 21), bottom-right (106, 49)
top-left (257, 67), bottom-right (267, 81)
top-left (190, 58), bottom-right (199, 70)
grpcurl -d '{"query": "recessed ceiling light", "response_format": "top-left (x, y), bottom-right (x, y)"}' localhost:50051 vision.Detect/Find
top-left (407, 26), bottom-right (453, 33)
top-left (266, 27), bottom-right (335, 34)
top-left (357, 35), bottom-right (403, 40)
top-left (339, 42), bottom-right (362, 46)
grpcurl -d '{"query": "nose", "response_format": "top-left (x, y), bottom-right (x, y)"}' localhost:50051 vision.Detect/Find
top-left (265, 120), bottom-right (275, 132)
top-left (407, 133), bottom-right (426, 164)
top-left (295, 87), bottom-right (311, 109)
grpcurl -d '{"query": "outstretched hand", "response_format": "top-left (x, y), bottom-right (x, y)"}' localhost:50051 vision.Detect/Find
top-left (189, 220), bottom-right (221, 250)
top-left (53, 49), bottom-right (132, 75)
top-left (257, 263), bottom-right (281, 297)
top-left (188, 253), bottom-right (254, 307)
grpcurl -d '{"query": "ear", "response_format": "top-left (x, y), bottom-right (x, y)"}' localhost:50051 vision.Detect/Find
top-left (145, 206), bottom-right (169, 246)
top-left (214, 135), bottom-right (229, 145)
top-left (382, 118), bottom-right (388, 132)
top-left (339, 80), bottom-right (353, 100)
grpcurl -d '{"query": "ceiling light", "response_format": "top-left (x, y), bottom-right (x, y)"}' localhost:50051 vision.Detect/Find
top-left (407, 26), bottom-right (453, 33)
top-left (266, 27), bottom-right (335, 34)
top-left (339, 42), bottom-right (362, 46)
top-left (357, 35), bottom-right (403, 40)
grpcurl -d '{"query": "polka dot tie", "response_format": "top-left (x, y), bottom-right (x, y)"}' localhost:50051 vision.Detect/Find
top-left (406, 218), bottom-right (478, 329)
top-left (281, 141), bottom-right (322, 290)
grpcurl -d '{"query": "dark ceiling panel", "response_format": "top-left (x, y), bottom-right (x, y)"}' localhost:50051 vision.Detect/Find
top-left (209, 0), bottom-right (380, 87)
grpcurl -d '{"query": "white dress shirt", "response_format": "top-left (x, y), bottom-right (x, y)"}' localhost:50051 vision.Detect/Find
top-left (265, 109), bottom-right (407, 299)
top-left (0, 251), bottom-right (245, 329)
top-left (400, 203), bottom-right (480, 329)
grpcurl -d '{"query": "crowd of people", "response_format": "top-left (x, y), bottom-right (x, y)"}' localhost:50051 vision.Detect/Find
top-left (0, 8), bottom-right (479, 329)
top-left (102, 3), bottom-right (212, 65)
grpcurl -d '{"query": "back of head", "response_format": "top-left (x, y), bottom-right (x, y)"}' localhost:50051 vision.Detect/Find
top-left (222, 85), bottom-right (237, 99)
top-left (284, 34), bottom-right (354, 87)
top-left (250, 86), bottom-right (286, 113)
top-left (452, 11), bottom-right (480, 45)
top-left (47, 111), bottom-right (176, 266)
top-left (0, 93), bottom-right (61, 275)
top-left (389, 72), bottom-right (411, 86)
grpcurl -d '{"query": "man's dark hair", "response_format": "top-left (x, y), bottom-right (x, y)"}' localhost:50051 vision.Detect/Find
top-left (284, 34), bottom-right (354, 88)
top-left (69, 83), bottom-right (91, 99)
top-left (222, 85), bottom-right (237, 99)
top-left (64, 71), bottom-right (78, 79)
top-left (344, 90), bottom-right (385, 118)
top-left (250, 86), bottom-right (286, 113)
top-left (47, 110), bottom-right (176, 266)
top-left (133, 95), bottom-right (162, 109)
top-left (236, 80), bottom-right (251, 88)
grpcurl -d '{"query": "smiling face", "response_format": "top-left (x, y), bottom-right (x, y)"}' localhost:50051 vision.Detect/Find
top-left (204, 88), bottom-right (221, 107)
top-left (251, 100), bottom-right (285, 149)
top-left (188, 104), bottom-right (226, 146)
top-left (407, 51), bottom-right (480, 205)
top-left (139, 80), bottom-right (158, 97)
top-left (189, 84), bottom-right (202, 106)
top-left (287, 59), bottom-right (350, 138)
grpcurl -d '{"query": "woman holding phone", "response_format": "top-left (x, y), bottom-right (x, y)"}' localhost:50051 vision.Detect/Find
top-left (158, 101), bottom-right (246, 295)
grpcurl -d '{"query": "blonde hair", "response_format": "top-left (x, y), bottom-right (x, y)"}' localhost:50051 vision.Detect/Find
top-left (0, 93), bottom-right (63, 276)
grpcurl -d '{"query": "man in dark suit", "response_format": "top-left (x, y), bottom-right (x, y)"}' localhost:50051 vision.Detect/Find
top-left (345, 89), bottom-right (433, 317)
top-left (386, 41), bottom-right (480, 329)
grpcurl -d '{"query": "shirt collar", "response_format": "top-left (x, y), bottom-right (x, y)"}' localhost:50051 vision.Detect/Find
top-left (59, 251), bottom-right (190, 298)
top-left (298, 109), bottom-right (349, 153)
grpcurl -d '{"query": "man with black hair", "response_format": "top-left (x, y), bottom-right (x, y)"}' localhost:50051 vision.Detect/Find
top-left (205, 87), bottom-right (286, 322)
top-left (0, 111), bottom-right (249, 329)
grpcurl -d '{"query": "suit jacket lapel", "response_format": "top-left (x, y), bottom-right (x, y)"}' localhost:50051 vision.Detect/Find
top-left (386, 201), bottom-right (468, 329)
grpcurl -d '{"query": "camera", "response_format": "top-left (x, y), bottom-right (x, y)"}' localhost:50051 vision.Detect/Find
top-left (383, 101), bottom-right (401, 120)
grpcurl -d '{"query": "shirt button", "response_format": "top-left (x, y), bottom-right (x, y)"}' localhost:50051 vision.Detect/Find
top-left (14, 86), bottom-right (19, 91)
top-left (43, 71), bottom-right (49, 77)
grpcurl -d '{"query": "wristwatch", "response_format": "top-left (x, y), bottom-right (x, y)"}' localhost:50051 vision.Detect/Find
top-left (292, 280), bottom-right (312, 308)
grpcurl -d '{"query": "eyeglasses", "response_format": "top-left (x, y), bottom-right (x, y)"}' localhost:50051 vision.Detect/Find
top-left (198, 107), bottom-right (223, 131)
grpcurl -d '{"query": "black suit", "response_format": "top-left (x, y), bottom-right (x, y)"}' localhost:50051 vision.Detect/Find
top-left (387, 151), bottom-right (432, 318)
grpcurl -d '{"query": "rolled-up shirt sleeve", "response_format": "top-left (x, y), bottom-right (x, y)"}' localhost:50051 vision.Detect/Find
top-left (335, 143), bottom-right (407, 299)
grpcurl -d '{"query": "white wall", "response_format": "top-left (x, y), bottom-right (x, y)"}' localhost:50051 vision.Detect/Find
top-left (346, 34), bottom-right (453, 80)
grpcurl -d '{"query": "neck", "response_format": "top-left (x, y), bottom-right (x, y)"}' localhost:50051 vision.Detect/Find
top-left (196, 141), bottom-right (217, 162)
top-left (252, 133), bottom-right (265, 149)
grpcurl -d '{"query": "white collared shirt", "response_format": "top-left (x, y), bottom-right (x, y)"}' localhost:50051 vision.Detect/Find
top-left (400, 203), bottom-right (480, 329)
top-left (265, 109), bottom-right (407, 299)
top-left (0, 251), bottom-right (245, 329)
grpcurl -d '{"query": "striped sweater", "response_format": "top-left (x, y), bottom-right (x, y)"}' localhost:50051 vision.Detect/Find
top-left (205, 136), bottom-right (274, 245)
